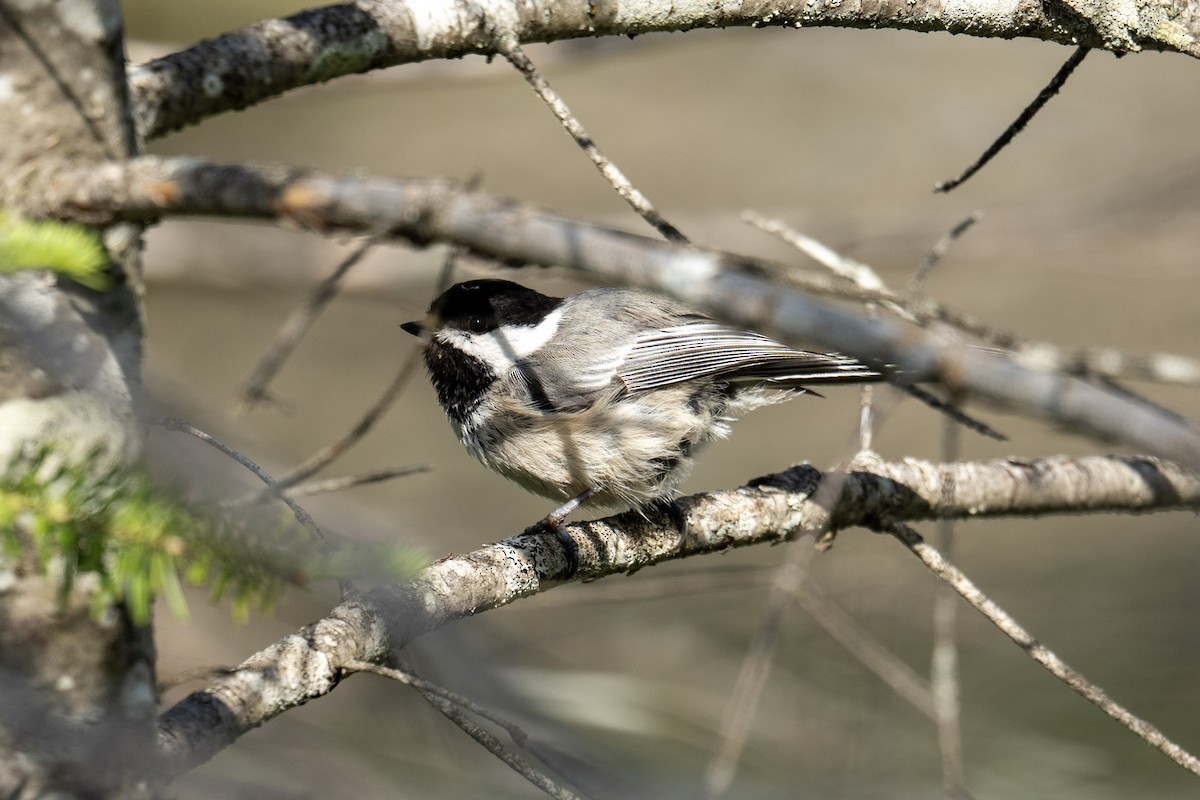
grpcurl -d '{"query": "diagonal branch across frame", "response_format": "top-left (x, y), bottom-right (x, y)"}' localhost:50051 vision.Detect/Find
top-left (155, 453), bottom-right (1200, 779)
top-left (30, 156), bottom-right (1200, 469)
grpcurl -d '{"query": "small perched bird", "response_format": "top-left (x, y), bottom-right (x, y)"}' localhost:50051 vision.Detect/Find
top-left (402, 279), bottom-right (987, 570)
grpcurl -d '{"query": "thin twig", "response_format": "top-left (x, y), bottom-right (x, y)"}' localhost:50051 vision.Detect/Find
top-left (235, 238), bottom-right (375, 412)
top-left (739, 209), bottom-right (1200, 441)
top-left (858, 384), bottom-right (876, 451)
top-left (935, 47), bottom-right (1090, 193)
top-left (858, 331), bottom-right (878, 450)
top-left (741, 214), bottom-right (1200, 386)
top-left (422, 694), bottom-right (583, 800)
top-left (147, 417), bottom-right (328, 548)
top-left (250, 351), bottom-right (423, 499)
top-left (500, 41), bottom-right (687, 243)
top-left (910, 212), bottom-right (983, 289)
top-left (744, 211), bottom-right (988, 343)
top-left (794, 583), bottom-right (935, 718)
top-left (746, 210), bottom-right (981, 335)
top-left (436, 244), bottom-right (465, 293)
top-left (348, 661), bottom-right (521, 734)
top-left (744, 211), bottom-right (884, 291)
top-left (748, 210), bottom-right (1000, 444)
top-left (704, 540), bottom-right (817, 799)
top-left (885, 521), bottom-right (1200, 778)
top-left (746, 211), bottom-right (1200, 395)
top-left (347, 661), bottom-right (588, 800)
top-left (907, 218), bottom-right (974, 798)
top-left (283, 465), bottom-right (429, 498)
top-left (931, 414), bottom-right (969, 798)
top-left (704, 438), bottom-right (876, 797)
top-left (745, 210), bottom-right (890, 448)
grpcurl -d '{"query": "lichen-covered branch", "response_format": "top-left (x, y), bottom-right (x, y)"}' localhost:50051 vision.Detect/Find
top-left (156, 453), bottom-right (1200, 777)
top-left (128, 0), bottom-right (1200, 139)
top-left (32, 156), bottom-right (1200, 470)
top-left (156, 594), bottom-right (385, 778)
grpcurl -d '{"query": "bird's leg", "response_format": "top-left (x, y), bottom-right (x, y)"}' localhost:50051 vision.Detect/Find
top-left (545, 486), bottom-right (598, 526)
top-left (525, 486), bottom-right (599, 578)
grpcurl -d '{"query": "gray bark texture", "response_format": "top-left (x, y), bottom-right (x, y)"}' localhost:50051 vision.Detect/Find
top-left (126, 0), bottom-right (1200, 140)
top-left (153, 454), bottom-right (1200, 777)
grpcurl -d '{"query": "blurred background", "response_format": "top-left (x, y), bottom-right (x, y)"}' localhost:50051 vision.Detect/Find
top-left (127, 2), bottom-right (1200, 797)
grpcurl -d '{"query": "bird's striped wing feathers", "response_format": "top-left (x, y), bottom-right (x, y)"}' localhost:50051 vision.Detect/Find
top-left (616, 322), bottom-right (880, 394)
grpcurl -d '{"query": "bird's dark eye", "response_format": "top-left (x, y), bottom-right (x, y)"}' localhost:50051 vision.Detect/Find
top-left (468, 316), bottom-right (488, 334)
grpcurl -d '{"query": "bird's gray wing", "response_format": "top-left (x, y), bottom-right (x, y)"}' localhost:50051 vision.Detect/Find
top-left (616, 321), bottom-right (881, 394)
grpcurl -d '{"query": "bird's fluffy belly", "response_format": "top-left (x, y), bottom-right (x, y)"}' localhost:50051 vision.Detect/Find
top-left (454, 385), bottom-right (737, 509)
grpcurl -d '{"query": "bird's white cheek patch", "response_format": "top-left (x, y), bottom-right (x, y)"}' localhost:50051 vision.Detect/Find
top-left (437, 307), bottom-right (565, 372)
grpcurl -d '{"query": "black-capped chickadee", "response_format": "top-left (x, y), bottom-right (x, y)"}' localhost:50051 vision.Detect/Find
top-left (403, 279), bottom-right (991, 570)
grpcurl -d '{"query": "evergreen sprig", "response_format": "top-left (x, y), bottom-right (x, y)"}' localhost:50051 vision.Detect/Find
top-left (0, 453), bottom-right (426, 624)
top-left (0, 212), bottom-right (110, 290)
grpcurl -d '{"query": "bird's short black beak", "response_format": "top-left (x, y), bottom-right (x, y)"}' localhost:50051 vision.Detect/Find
top-left (400, 320), bottom-right (423, 337)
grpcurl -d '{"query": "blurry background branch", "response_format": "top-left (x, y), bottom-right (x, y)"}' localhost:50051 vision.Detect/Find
top-left (33, 155), bottom-right (1200, 468)
top-left (348, 660), bottom-right (589, 799)
top-left (745, 211), bottom-right (1200, 388)
top-left (157, 452), bottom-right (1200, 776)
top-left (887, 519), bottom-right (1200, 777)
top-left (127, 0), bottom-right (1200, 140)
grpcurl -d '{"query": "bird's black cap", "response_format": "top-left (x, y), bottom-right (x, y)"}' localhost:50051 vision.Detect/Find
top-left (418, 280), bottom-right (563, 334)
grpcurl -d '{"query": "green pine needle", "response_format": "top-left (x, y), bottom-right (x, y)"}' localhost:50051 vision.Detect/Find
top-left (0, 452), bottom-right (426, 624)
top-left (0, 212), bottom-right (110, 290)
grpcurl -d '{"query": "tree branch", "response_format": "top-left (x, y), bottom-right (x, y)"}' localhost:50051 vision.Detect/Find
top-left (886, 520), bottom-right (1200, 778)
top-left (155, 453), bottom-right (1200, 778)
top-left (127, 0), bottom-right (1200, 140)
top-left (349, 661), bottom-right (589, 800)
top-left (499, 41), bottom-right (687, 243)
top-left (744, 211), bottom-right (1200, 389)
top-left (34, 156), bottom-right (1200, 469)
